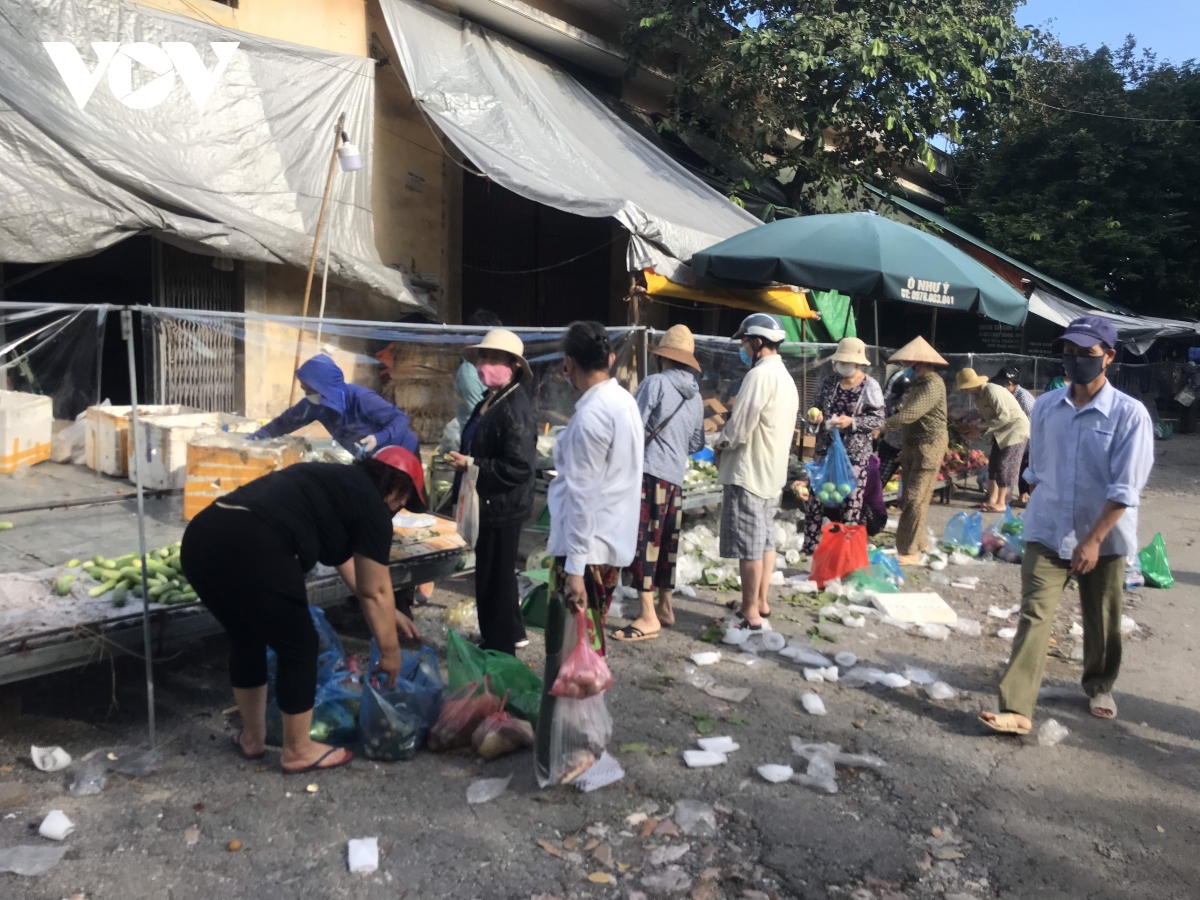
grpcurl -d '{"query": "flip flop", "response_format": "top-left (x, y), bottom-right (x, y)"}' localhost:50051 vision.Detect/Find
top-left (282, 747), bottom-right (353, 775)
top-left (979, 712), bottom-right (1031, 735)
top-left (611, 624), bottom-right (659, 642)
top-left (724, 599), bottom-right (770, 619)
top-left (1090, 693), bottom-right (1118, 719)
top-left (232, 730), bottom-right (265, 761)
top-left (734, 615), bottom-right (763, 631)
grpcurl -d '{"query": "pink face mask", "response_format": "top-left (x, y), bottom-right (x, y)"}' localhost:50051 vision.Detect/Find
top-left (477, 362), bottom-right (514, 389)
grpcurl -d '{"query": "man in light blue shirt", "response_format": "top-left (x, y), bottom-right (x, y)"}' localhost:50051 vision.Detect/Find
top-left (982, 316), bottom-right (1153, 735)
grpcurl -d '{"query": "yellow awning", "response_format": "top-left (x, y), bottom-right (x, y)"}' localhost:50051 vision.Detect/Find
top-left (644, 270), bottom-right (818, 319)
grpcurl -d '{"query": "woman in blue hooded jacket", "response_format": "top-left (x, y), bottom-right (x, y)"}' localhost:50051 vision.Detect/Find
top-left (253, 353), bottom-right (418, 457)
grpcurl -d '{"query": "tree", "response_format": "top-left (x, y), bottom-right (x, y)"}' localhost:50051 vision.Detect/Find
top-left (622, 0), bottom-right (1030, 212)
top-left (948, 37), bottom-right (1200, 317)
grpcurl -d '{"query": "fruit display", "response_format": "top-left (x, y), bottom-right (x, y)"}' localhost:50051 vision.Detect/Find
top-left (683, 457), bottom-right (718, 485)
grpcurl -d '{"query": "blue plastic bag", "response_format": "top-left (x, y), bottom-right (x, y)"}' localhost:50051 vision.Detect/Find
top-left (359, 642), bottom-right (445, 760)
top-left (867, 547), bottom-right (904, 585)
top-left (311, 605), bottom-right (347, 683)
top-left (941, 511), bottom-right (983, 555)
top-left (265, 668), bottom-right (362, 747)
top-left (1124, 555), bottom-right (1145, 590)
top-left (805, 428), bottom-right (857, 507)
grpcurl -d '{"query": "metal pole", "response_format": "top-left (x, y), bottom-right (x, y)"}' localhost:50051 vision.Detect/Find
top-left (121, 310), bottom-right (156, 749)
top-left (289, 112), bottom-right (345, 405)
top-left (873, 299), bottom-right (881, 365)
top-left (931, 309), bottom-right (938, 345)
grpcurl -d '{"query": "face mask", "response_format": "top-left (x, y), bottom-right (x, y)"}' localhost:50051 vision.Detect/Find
top-left (834, 362), bottom-right (858, 377)
top-left (1062, 353), bottom-right (1105, 385)
top-left (477, 362), bottom-right (514, 389)
top-left (304, 391), bottom-right (321, 405)
top-left (739, 348), bottom-right (755, 367)
top-left (902, 367), bottom-right (915, 379)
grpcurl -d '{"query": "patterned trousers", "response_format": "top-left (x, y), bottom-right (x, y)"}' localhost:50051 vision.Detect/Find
top-left (629, 474), bottom-right (683, 593)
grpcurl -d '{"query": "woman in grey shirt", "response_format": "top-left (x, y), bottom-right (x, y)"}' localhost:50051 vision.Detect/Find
top-left (612, 325), bottom-right (705, 642)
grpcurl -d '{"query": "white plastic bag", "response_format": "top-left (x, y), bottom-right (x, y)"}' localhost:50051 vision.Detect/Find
top-left (455, 462), bottom-right (480, 548)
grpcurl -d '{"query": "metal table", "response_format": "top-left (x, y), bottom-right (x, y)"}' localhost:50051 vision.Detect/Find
top-left (0, 547), bottom-right (464, 686)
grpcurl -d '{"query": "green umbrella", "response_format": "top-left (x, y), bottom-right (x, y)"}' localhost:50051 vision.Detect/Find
top-left (691, 212), bottom-right (1028, 326)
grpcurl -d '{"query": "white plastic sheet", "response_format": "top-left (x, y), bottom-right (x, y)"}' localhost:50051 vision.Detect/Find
top-left (0, 0), bottom-right (422, 309)
top-left (379, 0), bottom-right (760, 271)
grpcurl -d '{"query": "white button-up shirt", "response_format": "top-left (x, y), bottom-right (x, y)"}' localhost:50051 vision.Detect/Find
top-left (715, 354), bottom-right (800, 499)
top-left (1023, 382), bottom-right (1154, 559)
top-left (547, 378), bottom-right (644, 576)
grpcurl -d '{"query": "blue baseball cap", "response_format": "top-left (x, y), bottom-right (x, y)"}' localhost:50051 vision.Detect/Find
top-left (1053, 315), bottom-right (1118, 352)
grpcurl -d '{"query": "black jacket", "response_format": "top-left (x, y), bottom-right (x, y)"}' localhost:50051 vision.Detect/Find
top-left (459, 381), bottom-right (537, 527)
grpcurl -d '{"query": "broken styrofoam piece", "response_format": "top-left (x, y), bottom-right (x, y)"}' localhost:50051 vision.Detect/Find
top-left (704, 685), bottom-right (751, 703)
top-left (824, 577), bottom-right (845, 596)
top-left (697, 736), bottom-right (739, 754)
top-left (574, 752), bottom-right (625, 792)
top-left (821, 666), bottom-right (839, 683)
top-left (649, 843), bottom-right (691, 867)
top-left (466, 775), bottom-right (512, 804)
top-left (347, 838), bottom-right (379, 874)
top-left (690, 651), bottom-right (721, 666)
top-left (786, 577), bottom-right (819, 592)
top-left (1120, 615), bottom-right (1138, 635)
top-left (918, 623), bottom-right (950, 640)
top-left (871, 592), bottom-right (958, 625)
top-left (926, 681), bottom-right (957, 701)
top-left (757, 764), bottom-right (794, 783)
top-left (30, 746), bottom-right (71, 773)
top-left (779, 645), bottom-right (833, 667)
top-left (988, 604), bottom-right (1021, 619)
top-left (834, 651), bottom-right (858, 668)
top-left (790, 739), bottom-right (886, 770)
top-left (928, 557), bottom-right (948, 572)
top-left (677, 584), bottom-right (697, 598)
top-left (902, 666), bottom-right (937, 685)
top-left (37, 811), bottom-right (74, 841)
top-left (768, 571), bottom-right (785, 585)
top-left (1069, 621), bottom-right (1083, 636)
top-left (952, 618), bottom-right (982, 637)
top-left (683, 750), bottom-right (727, 768)
top-left (616, 585), bottom-right (638, 600)
top-left (948, 550), bottom-right (977, 566)
top-left (880, 673), bottom-right (911, 689)
top-left (803, 667), bottom-right (825, 683)
top-left (0, 844), bottom-right (69, 876)
top-left (842, 613), bottom-right (866, 628)
top-left (800, 693), bottom-right (827, 715)
top-left (997, 627), bottom-right (1018, 640)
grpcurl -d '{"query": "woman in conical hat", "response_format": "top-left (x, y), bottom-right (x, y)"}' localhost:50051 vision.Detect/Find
top-left (882, 337), bottom-right (949, 565)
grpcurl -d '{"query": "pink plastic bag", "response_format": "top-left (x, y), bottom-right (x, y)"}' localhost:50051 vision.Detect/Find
top-left (550, 610), bottom-right (614, 699)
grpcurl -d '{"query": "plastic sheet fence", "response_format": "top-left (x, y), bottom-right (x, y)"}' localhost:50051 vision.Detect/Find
top-left (0, 303), bottom-right (109, 420)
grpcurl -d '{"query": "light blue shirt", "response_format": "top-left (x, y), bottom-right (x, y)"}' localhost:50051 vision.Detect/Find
top-left (1023, 382), bottom-right (1154, 560)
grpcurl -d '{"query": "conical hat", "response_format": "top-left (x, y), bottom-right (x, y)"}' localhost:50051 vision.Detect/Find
top-left (888, 336), bottom-right (948, 366)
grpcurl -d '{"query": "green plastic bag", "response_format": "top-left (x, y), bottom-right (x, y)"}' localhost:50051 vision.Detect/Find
top-left (846, 570), bottom-right (899, 594)
top-left (1137, 533), bottom-right (1174, 589)
top-left (447, 629), bottom-right (543, 724)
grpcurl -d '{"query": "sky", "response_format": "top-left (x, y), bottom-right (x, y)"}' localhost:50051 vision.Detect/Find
top-left (1018, 0), bottom-right (1199, 64)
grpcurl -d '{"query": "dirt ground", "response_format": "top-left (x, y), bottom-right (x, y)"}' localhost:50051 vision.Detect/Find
top-left (3, 437), bottom-right (1200, 900)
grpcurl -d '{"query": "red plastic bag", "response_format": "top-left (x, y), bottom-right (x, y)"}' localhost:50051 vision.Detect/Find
top-left (428, 676), bottom-right (502, 751)
top-left (810, 522), bottom-right (870, 588)
top-left (471, 691), bottom-right (535, 760)
top-left (550, 611), bottom-right (614, 699)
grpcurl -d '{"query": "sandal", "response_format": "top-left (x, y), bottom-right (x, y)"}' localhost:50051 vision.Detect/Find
top-left (1090, 692), bottom-right (1118, 719)
top-left (282, 746), bottom-right (353, 775)
top-left (724, 599), bottom-right (770, 619)
top-left (979, 712), bottom-right (1031, 735)
top-left (611, 624), bottom-right (659, 643)
top-left (232, 730), bottom-right (265, 761)
top-left (734, 615), bottom-right (763, 631)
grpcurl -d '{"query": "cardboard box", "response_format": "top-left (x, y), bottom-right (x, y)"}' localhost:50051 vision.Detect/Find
top-left (703, 396), bottom-right (728, 415)
top-left (183, 434), bottom-right (303, 520)
top-left (703, 415), bottom-right (725, 434)
top-left (0, 390), bottom-right (52, 474)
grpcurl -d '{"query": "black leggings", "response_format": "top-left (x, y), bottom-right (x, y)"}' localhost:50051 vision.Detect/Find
top-left (474, 523), bottom-right (526, 656)
top-left (181, 504), bottom-right (318, 715)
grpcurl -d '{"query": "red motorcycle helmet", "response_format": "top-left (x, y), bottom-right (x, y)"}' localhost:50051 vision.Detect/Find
top-left (372, 446), bottom-right (427, 512)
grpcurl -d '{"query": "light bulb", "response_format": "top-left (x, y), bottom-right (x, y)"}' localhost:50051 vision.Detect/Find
top-left (337, 141), bottom-right (362, 172)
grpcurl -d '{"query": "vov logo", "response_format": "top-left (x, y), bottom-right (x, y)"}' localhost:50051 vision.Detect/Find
top-left (42, 42), bottom-right (239, 111)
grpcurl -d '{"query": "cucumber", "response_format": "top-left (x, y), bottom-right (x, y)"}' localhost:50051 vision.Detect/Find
top-left (100, 559), bottom-right (117, 570)
top-left (118, 566), bottom-right (141, 582)
top-left (88, 579), bottom-right (120, 598)
top-left (85, 566), bottom-right (107, 580)
top-left (111, 584), bottom-right (128, 608)
top-left (110, 553), bottom-right (137, 569)
top-left (92, 554), bottom-right (105, 565)
top-left (177, 590), bottom-right (198, 604)
top-left (160, 590), bottom-right (183, 605)
top-left (66, 558), bottom-right (81, 569)
top-left (55, 575), bottom-right (76, 596)
top-left (0, 522), bottom-right (13, 531)
top-left (146, 560), bottom-right (172, 577)
top-left (159, 547), bottom-right (171, 559)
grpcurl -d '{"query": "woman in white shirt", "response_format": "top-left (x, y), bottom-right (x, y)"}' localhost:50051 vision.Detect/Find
top-left (546, 321), bottom-right (644, 655)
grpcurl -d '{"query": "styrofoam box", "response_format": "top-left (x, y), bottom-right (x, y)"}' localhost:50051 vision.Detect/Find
top-left (127, 412), bottom-right (260, 490)
top-left (85, 405), bottom-right (198, 477)
top-left (0, 390), bottom-right (53, 474)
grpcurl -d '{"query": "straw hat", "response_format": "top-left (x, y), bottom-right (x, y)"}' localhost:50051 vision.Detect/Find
top-left (829, 337), bottom-right (870, 367)
top-left (888, 336), bottom-right (948, 366)
top-left (462, 328), bottom-right (530, 379)
top-left (955, 367), bottom-right (989, 391)
top-left (650, 324), bottom-right (701, 372)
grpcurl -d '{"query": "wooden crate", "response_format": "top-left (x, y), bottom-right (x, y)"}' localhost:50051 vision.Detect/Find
top-left (183, 435), bottom-right (303, 520)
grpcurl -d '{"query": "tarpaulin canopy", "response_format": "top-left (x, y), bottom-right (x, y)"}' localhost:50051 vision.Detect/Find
top-left (379, 0), bottom-right (760, 273)
top-left (1028, 288), bottom-right (1197, 357)
top-left (0, 0), bottom-right (424, 310)
top-left (643, 270), bottom-right (816, 319)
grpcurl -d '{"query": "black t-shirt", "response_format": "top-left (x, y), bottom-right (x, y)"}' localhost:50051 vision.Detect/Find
top-left (223, 463), bottom-right (393, 571)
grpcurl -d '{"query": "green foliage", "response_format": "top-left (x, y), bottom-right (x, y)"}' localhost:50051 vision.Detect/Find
top-left (948, 37), bottom-right (1200, 316)
top-left (622, 0), bottom-right (1029, 212)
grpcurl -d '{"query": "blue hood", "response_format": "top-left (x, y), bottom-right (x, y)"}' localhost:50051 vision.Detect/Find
top-left (296, 354), bottom-right (347, 415)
